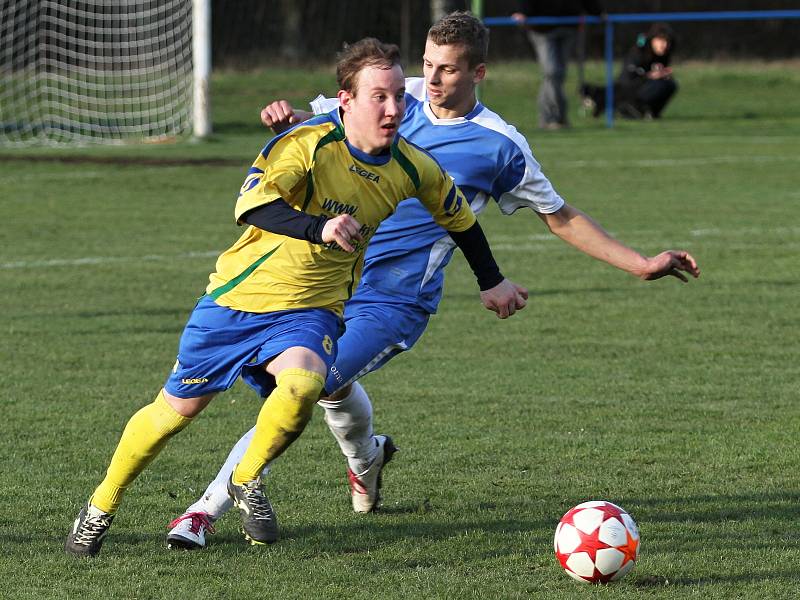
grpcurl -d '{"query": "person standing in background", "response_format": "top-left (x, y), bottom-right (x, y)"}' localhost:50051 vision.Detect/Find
top-left (512, 0), bottom-right (603, 129)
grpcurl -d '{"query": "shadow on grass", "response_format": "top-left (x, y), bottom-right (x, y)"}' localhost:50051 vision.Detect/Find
top-left (669, 111), bottom-right (800, 122)
top-left (37, 489), bottom-right (800, 589)
top-left (635, 572), bottom-right (800, 588)
top-left (619, 490), bottom-right (800, 586)
top-left (35, 510), bottom-right (553, 563)
top-left (625, 490), bottom-right (800, 525)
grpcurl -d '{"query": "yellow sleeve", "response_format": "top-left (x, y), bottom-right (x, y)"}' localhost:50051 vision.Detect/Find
top-left (233, 128), bottom-right (317, 223)
top-left (415, 155), bottom-right (476, 233)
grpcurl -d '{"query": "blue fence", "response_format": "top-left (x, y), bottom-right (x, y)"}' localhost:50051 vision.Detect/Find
top-left (482, 10), bottom-right (800, 127)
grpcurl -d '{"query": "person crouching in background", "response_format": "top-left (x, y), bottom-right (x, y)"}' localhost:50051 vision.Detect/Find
top-left (583, 22), bottom-right (678, 120)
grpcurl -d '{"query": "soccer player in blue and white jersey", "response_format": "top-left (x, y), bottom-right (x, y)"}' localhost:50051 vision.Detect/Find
top-left (166, 12), bottom-right (699, 550)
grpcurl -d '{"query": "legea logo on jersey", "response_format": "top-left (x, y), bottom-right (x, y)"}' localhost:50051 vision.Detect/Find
top-left (322, 335), bottom-right (333, 355)
top-left (181, 377), bottom-right (209, 384)
top-left (349, 163), bottom-right (380, 183)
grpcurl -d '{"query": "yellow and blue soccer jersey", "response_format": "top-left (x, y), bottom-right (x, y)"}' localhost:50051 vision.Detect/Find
top-left (206, 109), bottom-right (475, 316)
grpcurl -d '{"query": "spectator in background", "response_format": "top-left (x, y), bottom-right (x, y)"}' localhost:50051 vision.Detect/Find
top-left (512, 0), bottom-right (603, 130)
top-left (582, 22), bottom-right (678, 120)
top-left (431, 0), bottom-right (465, 23)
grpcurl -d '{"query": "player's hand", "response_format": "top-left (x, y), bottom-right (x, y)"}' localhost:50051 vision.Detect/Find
top-left (260, 100), bottom-right (299, 133)
top-left (640, 251), bottom-right (700, 282)
top-left (480, 278), bottom-right (529, 319)
top-left (321, 214), bottom-right (363, 252)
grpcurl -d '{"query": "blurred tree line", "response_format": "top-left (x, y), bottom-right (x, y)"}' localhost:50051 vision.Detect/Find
top-left (211, 0), bottom-right (800, 69)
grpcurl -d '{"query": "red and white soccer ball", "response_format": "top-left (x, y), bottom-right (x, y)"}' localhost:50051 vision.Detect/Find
top-left (554, 500), bottom-right (640, 584)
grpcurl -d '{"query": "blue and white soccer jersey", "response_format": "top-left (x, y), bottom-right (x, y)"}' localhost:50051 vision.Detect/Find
top-left (312, 77), bottom-right (564, 392)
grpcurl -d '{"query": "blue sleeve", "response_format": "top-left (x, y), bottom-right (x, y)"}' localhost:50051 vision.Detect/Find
top-left (491, 150), bottom-right (526, 202)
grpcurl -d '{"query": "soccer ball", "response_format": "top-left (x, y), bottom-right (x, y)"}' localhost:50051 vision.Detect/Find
top-left (554, 500), bottom-right (640, 584)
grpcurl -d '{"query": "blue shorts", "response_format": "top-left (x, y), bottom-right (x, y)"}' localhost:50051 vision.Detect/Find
top-left (325, 291), bottom-right (430, 394)
top-left (165, 296), bottom-right (342, 399)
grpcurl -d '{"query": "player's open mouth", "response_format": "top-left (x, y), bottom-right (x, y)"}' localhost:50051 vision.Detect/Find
top-left (381, 123), bottom-right (397, 132)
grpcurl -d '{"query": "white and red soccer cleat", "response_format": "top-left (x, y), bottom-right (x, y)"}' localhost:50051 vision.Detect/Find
top-left (347, 434), bottom-right (397, 513)
top-left (166, 511), bottom-right (216, 550)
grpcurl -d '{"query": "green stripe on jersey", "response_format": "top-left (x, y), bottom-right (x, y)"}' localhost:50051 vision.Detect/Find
top-left (315, 123), bottom-right (345, 158)
top-left (301, 172), bottom-right (315, 212)
top-left (391, 142), bottom-right (420, 190)
top-left (207, 243), bottom-right (283, 301)
top-left (346, 258), bottom-right (359, 298)
top-left (302, 123), bottom-right (345, 212)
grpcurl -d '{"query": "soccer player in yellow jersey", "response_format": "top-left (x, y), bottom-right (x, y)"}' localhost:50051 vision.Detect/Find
top-left (64, 38), bottom-right (527, 556)
top-left (162, 12), bottom-right (699, 553)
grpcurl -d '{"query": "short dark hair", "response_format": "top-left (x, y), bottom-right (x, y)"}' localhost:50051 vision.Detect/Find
top-left (427, 11), bottom-right (489, 67)
top-left (336, 37), bottom-right (402, 95)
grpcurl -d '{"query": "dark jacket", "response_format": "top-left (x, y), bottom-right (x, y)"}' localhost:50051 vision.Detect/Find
top-left (617, 23), bottom-right (675, 89)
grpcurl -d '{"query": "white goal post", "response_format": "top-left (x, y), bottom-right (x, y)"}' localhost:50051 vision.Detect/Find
top-left (0, 0), bottom-right (211, 146)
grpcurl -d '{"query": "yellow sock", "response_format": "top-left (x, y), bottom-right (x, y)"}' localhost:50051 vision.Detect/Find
top-left (233, 368), bottom-right (324, 484)
top-left (91, 390), bottom-right (192, 513)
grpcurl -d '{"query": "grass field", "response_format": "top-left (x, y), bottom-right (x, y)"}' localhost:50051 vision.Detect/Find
top-left (1, 61), bottom-right (799, 599)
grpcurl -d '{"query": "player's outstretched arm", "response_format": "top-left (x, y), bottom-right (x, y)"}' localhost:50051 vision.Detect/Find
top-left (538, 202), bottom-right (700, 282)
top-left (260, 100), bottom-right (314, 134)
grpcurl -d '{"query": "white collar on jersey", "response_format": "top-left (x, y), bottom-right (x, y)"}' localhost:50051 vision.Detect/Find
top-left (422, 99), bottom-right (483, 125)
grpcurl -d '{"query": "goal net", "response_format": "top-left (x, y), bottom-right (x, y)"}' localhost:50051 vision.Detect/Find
top-left (0, 0), bottom-right (197, 146)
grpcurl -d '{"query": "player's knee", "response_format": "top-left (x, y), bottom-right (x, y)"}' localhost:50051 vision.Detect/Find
top-left (161, 388), bottom-right (214, 418)
top-left (150, 390), bottom-right (194, 436)
top-left (321, 384), bottom-right (352, 404)
top-left (276, 368), bottom-right (325, 411)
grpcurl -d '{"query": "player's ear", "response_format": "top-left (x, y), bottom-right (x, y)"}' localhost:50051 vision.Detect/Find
top-left (338, 89), bottom-right (354, 113)
top-left (473, 63), bottom-right (486, 85)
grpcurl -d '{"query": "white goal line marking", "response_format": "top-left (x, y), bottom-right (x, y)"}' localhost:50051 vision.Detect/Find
top-left (557, 155), bottom-right (800, 168)
top-left (1, 250), bottom-right (220, 270)
top-left (489, 225), bottom-right (800, 246)
top-left (3, 226), bottom-right (799, 270)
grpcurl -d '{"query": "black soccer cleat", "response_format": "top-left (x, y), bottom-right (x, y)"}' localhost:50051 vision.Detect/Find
top-left (65, 503), bottom-right (114, 557)
top-left (227, 475), bottom-right (279, 545)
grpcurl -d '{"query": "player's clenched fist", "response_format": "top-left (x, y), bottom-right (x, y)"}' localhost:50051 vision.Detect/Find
top-left (321, 214), bottom-right (364, 252)
top-left (480, 278), bottom-right (528, 319)
top-left (261, 100), bottom-right (299, 133)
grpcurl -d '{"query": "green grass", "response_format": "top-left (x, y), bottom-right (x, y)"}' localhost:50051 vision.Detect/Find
top-left (1, 61), bottom-right (799, 599)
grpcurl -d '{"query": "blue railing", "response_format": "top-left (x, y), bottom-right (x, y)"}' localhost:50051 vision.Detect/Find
top-left (483, 10), bottom-right (800, 127)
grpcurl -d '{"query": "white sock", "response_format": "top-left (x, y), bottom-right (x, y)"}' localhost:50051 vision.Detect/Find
top-left (183, 427), bottom-right (271, 520)
top-left (318, 381), bottom-right (378, 474)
